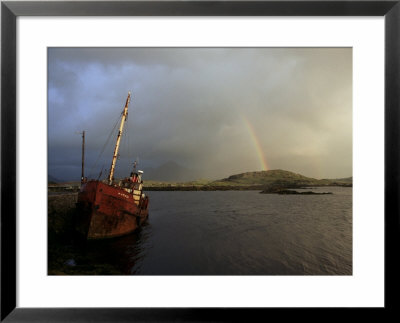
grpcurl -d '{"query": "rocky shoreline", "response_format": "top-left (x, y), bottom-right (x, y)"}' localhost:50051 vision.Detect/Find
top-left (49, 183), bottom-right (350, 193)
top-left (143, 185), bottom-right (265, 191)
top-left (260, 188), bottom-right (333, 195)
top-left (48, 193), bottom-right (123, 275)
top-left (144, 184), bottom-right (349, 192)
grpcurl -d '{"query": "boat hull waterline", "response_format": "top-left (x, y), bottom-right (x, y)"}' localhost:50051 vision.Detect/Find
top-left (76, 180), bottom-right (149, 240)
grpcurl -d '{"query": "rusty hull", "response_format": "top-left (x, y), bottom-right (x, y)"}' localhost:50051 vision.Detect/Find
top-left (76, 180), bottom-right (148, 240)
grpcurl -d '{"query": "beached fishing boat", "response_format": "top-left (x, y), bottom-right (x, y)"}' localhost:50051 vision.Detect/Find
top-left (75, 92), bottom-right (149, 240)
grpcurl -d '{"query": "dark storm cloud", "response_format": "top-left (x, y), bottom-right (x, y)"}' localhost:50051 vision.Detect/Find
top-left (48, 47), bottom-right (352, 181)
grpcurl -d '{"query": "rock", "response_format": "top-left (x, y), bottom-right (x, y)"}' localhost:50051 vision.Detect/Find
top-left (260, 189), bottom-right (332, 195)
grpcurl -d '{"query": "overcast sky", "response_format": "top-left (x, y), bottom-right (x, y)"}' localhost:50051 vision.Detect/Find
top-left (48, 47), bottom-right (352, 182)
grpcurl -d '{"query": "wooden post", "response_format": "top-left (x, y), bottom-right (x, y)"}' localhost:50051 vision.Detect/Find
top-left (81, 130), bottom-right (85, 184)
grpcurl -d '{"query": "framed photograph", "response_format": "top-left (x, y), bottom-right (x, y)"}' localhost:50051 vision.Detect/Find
top-left (2, 0), bottom-right (399, 321)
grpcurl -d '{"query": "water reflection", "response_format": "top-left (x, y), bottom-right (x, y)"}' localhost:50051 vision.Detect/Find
top-left (71, 222), bottom-right (152, 275)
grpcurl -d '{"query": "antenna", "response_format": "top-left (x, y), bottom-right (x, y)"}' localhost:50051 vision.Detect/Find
top-left (132, 157), bottom-right (139, 173)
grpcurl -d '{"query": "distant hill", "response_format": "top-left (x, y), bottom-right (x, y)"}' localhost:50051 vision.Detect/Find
top-left (211, 169), bottom-right (352, 187)
top-left (48, 174), bottom-right (61, 183)
top-left (143, 169), bottom-right (352, 191)
top-left (329, 176), bottom-right (352, 183)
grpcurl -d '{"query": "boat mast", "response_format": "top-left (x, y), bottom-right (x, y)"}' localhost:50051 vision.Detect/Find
top-left (108, 92), bottom-right (131, 184)
top-left (81, 130), bottom-right (85, 184)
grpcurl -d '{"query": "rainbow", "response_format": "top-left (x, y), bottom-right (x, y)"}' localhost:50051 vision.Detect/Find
top-left (242, 116), bottom-right (269, 171)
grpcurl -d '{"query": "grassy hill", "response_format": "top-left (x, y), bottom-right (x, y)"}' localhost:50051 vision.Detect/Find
top-left (212, 169), bottom-right (315, 185)
top-left (144, 169), bottom-right (352, 190)
top-left (209, 169), bottom-right (351, 187)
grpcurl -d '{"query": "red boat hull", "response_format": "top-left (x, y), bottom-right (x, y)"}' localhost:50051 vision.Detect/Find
top-left (76, 180), bottom-right (149, 239)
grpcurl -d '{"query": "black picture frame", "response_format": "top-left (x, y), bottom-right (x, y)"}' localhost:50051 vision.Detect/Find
top-left (1, 1), bottom-right (399, 321)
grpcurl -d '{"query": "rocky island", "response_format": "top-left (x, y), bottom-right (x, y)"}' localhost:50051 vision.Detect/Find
top-left (259, 188), bottom-right (333, 195)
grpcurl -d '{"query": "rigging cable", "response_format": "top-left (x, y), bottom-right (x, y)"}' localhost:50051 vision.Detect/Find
top-left (87, 109), bottom-right (123, 179)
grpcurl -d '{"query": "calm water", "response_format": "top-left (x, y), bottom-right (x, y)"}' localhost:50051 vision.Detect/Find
top-left (82, 187), bottom-right (352, 275)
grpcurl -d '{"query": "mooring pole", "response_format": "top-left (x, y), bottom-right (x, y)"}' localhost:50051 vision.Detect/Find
top-left (81, 130), bottom-right (85, 184)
